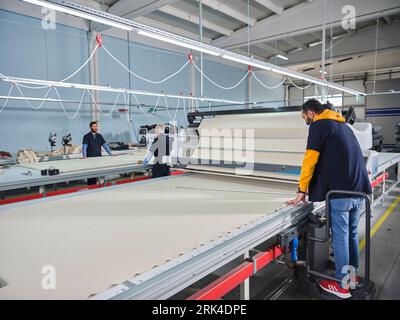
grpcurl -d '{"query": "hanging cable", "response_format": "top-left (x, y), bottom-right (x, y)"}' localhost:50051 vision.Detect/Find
top-left (182, 97), bottom-right (187, 115)
top-left (373, 17), bottom-right (379, 93)
top-left (13, 84), bottom-right (53, 109)
top-left (251, 72), bottom-right (287, 89)
top-left (163, 95), bottom-right (173, 119)
top-left (53, 87), bottom-right (86, 119)
top-left (101, 92), bottom-right (122, 117)
top-left (0, 85), bottom-right (14, 113)
top-left (150, 96), bottom-right (161, 115)
top-left (192, 61), bottom-right (249, 90)
top-left (131, 93), bottom-right (147, 116)
top-left (86, 89), bottom-right (125, 117)
top-left (172, 96), bottom-right (181, 120)
top-left (131, 93), bottom-right (166, 117)
top-left (102, 45), bottom-right (190, 85)
top-left (288, 78), bottom-right (313, 90)
top-left (3, 45), bottom-right (99, 90)
top-left (247, 0), bottom-right (250, 56)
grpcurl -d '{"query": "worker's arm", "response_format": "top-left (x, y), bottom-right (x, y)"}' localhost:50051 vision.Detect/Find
top-left (98, 134), bottom-right (112, 156)
top-left (287, 150), bottom-right (319, 206)
top-left (143, 137), bottom-right (159, 165)
top-left (287, 123), bottom-right (325, 206)
top-left (82, 134), bottom-right (89, 159)
top-left (143, 151), bottom-right (153, 165)
top-left (82, 144), bottom-right (88, 158)
top-left (102, 143), bottom-right (113, 156)
top-left (298, 123), bottom-right (326, 193)
top-left (298, 149), bottom-right (320, 193)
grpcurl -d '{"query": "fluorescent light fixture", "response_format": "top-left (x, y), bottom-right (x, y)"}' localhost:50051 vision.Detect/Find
top-left (275, 54), bottom-right (288, 61)
top-left (137, 30), bottom-right (220, 56)
top-left (0, 75), bottom-right (243, 104)
top-left (309, 41), bottom-right (322, 47)
top-left (269, 68), bottom-right (308, 81)
top-left (22, 0), bottom-right (132, 31)
top-left (328, 84), bottom-right (361, 96)
top-left (221, 54), bottom-right (271, 71)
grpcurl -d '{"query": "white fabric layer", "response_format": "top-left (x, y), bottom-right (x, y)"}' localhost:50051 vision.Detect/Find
top-left (0, 174), bottom-right (297, 299)
top-left (17, 153), bottom-right (146, 173)
top-left (185, 112), bottom-right (308, 175)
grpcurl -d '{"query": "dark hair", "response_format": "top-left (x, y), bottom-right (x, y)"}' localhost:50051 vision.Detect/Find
top-left (89, 121), bottom-right (98, 127)
top-left (302, 99), bottom-right (324, 114)
top-left (323, 101), bottom-right (334, 110)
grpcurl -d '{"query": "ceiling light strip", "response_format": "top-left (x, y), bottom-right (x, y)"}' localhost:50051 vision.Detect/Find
top-left (1, 75), bottom-right (244, 104)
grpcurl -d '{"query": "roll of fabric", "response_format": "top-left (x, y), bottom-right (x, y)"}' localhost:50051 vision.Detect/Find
top-left (187, 112), bottom-right (308, 175)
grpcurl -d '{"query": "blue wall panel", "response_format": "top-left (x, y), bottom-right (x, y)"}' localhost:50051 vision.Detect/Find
top-left (0, 9), bottom-right (285, 153)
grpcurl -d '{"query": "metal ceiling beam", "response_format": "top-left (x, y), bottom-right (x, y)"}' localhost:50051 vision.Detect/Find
top-left (254, 0), bottom-right (284, 15)
top-left (198, 0), bottom-right (256, 26)
top-left (384, 15), bottom-right (393, 24)
top-left (311, 32), bottom-right (322, 40)
top-left (108, 0), bottom-right (178, 18)
top-left (232, 49), bottom-right (266, 62)
top-left (278, 21), bottom-right (400, 66)
top-left (158, 5), bottom-right (233, 36)
top-left (282, 37), bottom-right (307, 50)
top-left (134, 16), bottom-right (212, 43)
top-left (212, 0), bottom-right (400, 49)
top-left (255, 43), bottom-right (286, 56)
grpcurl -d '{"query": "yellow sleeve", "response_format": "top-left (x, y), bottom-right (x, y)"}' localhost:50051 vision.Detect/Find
top-left (298, 149), bottom-right (320, 193)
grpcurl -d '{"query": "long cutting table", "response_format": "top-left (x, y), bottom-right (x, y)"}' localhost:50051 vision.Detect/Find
top-left (0, 110), bottom-right (399, 300)
top-left (0, 173), bottom-right (310, 299)
top-left (0, 152), bottom-right (148, 193)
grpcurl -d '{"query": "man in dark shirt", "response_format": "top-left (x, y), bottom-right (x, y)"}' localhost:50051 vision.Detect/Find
top-left (82, 121), bottom-right (113, 185)
top-left (143, 124), bottom-right (172, 178)
top-left (287, 99), bottom-right (371, 299)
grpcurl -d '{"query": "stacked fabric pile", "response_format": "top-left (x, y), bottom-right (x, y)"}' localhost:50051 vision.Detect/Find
top-left (185, 112), bottom-right (308, 181)
top-left (43, 144), bottom-right (82, 156)
top-left (16, 149), bottom-right (39, 164)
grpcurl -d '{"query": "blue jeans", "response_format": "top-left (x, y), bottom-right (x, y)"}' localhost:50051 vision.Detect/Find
top-left (330, 197), bottom-right (364, 284)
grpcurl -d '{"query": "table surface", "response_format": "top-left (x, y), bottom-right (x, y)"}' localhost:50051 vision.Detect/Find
top-left (0, 173), bottom-right (296, 299)
top-left (376, 152), bottom-right (400, 173)
top-left (0, 152), bottom-right (147, 190)
top-left (17, 153), bottom-right (146, 173)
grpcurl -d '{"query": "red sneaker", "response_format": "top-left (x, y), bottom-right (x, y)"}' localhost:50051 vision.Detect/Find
top-left (319, 280), bottom-right (352, 299)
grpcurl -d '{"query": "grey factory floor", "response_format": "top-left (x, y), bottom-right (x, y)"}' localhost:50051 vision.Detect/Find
top-left (361, 186), bottom-right (400, 299)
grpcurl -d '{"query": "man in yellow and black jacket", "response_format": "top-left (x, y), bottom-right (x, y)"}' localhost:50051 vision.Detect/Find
top-left (287, 99), bottom-right (371, 299)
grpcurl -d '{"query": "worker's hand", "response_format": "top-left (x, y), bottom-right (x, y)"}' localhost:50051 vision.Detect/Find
top-left (137, 160), bottom-right (143, 164)
top-left (286, 192), bottom-right (307, 206)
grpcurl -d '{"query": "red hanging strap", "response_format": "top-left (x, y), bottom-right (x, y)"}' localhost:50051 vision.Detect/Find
top-left (188, 53), bottom-right (193, 63)
top-left (96, 34), bottom-right (103, 47)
